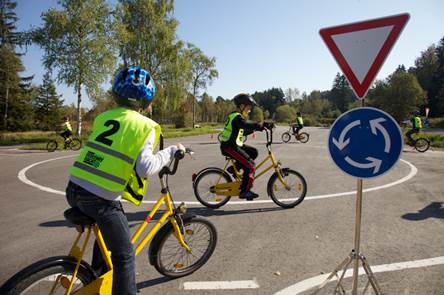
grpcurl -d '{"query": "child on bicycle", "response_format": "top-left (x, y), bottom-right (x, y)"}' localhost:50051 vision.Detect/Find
top-left (406, 111), bottom-right (422, 144)
top-left (292, 111), bottom-right (304, 136)
top-left (65, 66), bottom-right (184, 295)
top-left (60, 116), bottom-right (73, 148)
top-left (219, 93), bottom-right (272, 200)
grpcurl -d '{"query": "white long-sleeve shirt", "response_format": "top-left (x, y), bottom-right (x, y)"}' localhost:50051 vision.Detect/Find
top-left (70, 129), bottom-right (178, 201)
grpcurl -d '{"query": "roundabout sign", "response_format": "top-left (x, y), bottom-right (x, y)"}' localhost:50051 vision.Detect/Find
top-left (328, 107), bottom-right (403, 179)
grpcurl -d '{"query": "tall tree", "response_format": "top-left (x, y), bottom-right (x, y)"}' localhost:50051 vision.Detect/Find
top-left (429, 36), bottom-right (444, 116)
top-left (187, 43), bottom-right (218, 127)
top-left (33, 72), bottom-right (64, 130)
top-left (329, 73), bottom-right (354, 112)
top-left (116, 0), bottom-right (192, 122)
top-left (32, 0), bottom-right (117, 136)
top-left (0, 0), bottom-right (34, 130)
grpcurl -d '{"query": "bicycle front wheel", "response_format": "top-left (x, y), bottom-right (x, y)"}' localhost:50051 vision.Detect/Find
top-left (69, 138), bottom-right (82, 151)
top-left (152, 217), bottom-right (217, 278)
top-left (193, 168), bottom-right (232, 208)
top-left (298, 132), bottom-right (309, 143)
top-left (46, 140), bottom-right (58, 152)
top-left (415, 138), bottom-right (430, 152)
top-left (281, 132), bottom-right (291, 143)
top-left (267, 168), bottom-right (307, 208)
top-left (2, 263), bottom-right (94, 295)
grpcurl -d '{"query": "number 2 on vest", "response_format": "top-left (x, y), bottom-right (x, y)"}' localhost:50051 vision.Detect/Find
top-left (95, 120), bottom-right (120, 146)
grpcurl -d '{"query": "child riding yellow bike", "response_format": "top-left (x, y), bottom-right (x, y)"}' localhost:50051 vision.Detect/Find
top-left (219, 93), bottom-right (273, 200)
top-left (66, 66), bottom-right (185, 294)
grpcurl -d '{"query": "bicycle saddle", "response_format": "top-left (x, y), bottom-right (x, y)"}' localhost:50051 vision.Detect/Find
top-left (64, 207), bottom-right (95, 226)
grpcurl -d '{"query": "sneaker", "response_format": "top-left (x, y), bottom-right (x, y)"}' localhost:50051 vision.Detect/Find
top-left (239, 191), bottom-right (259, 200)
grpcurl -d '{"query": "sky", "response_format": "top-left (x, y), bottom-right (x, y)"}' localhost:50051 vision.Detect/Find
top-left (15, 0), bottom-right (444, 109)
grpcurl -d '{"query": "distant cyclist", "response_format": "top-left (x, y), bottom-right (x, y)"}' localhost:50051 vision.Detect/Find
top-left (292, 112), bottom-right (304, 136)
top-left (406, 111), bottom-right (422, 144)
top-left (60, 116), bottom-right (73, 147)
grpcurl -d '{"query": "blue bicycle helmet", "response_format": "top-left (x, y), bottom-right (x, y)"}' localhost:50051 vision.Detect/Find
top-left (112, 66), bottom-right (155, 103)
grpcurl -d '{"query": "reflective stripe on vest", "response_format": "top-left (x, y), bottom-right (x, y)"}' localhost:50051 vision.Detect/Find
top-left (220, 112), bottom-right (245, 146)
top-left (414, 117), bottom-right (422, 129)
top-left (70, 108), bottom-right (160, 205)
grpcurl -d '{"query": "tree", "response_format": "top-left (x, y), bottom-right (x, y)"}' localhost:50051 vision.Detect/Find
top-left (429, 36), bottom-right (444, 116)
top-left (186, 43), bottom-right (218, 127)
top-left (329, 73), bottom-right (354, 112)
top-left (33, 72), bottom-right (64, 130)
top-left (252, 87), bottom-right (285, 118)
top-left (370, 71), bottom-right (425, 122)
top-left (275, 105), bottom-right (296, 122)
top-left (0, 0), bottom-right (34, 131)
top-left (33, 0), bottom-right (117, 136)
top-left (284, 87), bottom-right (301, 102)
top-left (250, 107), bottom-right (264, 121)
top-left (116, 0), bottom-right (193, 122)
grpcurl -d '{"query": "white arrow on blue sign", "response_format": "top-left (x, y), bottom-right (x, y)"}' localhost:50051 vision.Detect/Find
top-left (328, 107), bottom-right (403, 178)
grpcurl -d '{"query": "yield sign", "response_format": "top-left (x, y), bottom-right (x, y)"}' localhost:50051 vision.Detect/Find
top-left (320, 13), bottom-right (410, 99)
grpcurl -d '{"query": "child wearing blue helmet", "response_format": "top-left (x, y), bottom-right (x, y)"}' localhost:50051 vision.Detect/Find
top-left (65, 66), bottom-right (184, 294)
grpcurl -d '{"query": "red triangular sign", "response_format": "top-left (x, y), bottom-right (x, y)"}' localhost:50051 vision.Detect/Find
top-left (320, 13), bottom-right (410, 99)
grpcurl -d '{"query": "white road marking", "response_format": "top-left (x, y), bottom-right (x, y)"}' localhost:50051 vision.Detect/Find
top-left (182, 279), bottom-right (259, 290)
top-left (274, 256), bottom-right (444, 295)
top-left (17, 157), bottom-right (417, 205)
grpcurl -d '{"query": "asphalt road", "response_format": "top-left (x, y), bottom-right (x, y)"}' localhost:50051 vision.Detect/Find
top-left (1, 126), bottom-right (443, 294)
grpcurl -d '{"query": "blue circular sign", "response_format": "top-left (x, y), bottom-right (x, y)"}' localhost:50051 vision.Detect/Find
top-left (328, 107), bottom-right (403, 179)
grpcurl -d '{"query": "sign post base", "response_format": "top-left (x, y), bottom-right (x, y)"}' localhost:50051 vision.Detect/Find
top-left (312, 179), bottom-right (382, 295)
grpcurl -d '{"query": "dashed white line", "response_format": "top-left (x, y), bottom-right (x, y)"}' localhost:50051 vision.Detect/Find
top-left (274, 256), bottom-right (444, 295)
top-left (182, 279), bottom-right (259, 290)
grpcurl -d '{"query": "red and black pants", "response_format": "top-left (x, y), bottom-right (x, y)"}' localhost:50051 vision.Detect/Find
top-left (221, 144), bottom-right (258, 193)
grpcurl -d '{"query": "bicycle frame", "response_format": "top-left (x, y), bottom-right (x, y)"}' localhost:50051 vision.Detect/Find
top-left (212, 129), bottom-right (290, 196)
top-left (63, 189), bottom-right (189, 295)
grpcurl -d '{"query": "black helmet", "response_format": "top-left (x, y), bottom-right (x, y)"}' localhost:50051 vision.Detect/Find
top-left (233, 93), bottom-right (257, 107)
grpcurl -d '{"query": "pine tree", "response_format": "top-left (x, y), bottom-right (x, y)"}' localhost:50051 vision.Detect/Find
top-left (0, 0), bottom-right (34, 131)
top-left (33, 72), bottom-right (64, 130)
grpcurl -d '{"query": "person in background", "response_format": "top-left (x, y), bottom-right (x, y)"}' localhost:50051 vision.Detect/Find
top-left (406, 111), bottom-right (422, 144)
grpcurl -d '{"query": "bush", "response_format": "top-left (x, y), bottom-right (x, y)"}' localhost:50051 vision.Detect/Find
top-left (174, 112), bottom-right (192, 128)
top-left (429, 118), bottom-right (444, 128)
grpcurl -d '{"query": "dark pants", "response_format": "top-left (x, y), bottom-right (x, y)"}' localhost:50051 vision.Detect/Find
top-left (292, 124), bottom-right (302, 135)
top-left (221, 144), bottom-right (258, 193)
top-left (66, 182), bottom-right (136, 295)
top-left (60, 130), bottom-right (72, 141)
top-left (406, 128), bottom-right (419, 143)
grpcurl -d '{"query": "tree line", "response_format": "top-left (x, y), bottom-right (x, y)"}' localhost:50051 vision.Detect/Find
top-left (1, 0), bottom-right (443, 133)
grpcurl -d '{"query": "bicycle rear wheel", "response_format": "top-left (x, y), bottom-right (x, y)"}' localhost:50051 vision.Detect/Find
top-left (69, 138), bottom-right (82, 151)
top-left (297, 132), bottom-right (309, 143)
top-left (1, 263), bottom-right (94, 295)
top-left (281, 132), bottom-right (291, 143)
top-left (415, 138), bottom-right (430, 152)
top-left (46, 140), bottom-right (58, 152)
top-left (151, 216), bottom-right (217, 278)
top-left (193, 168), bottom-right (232, 208)
top-left (267, 168), bottom-right (307, 208)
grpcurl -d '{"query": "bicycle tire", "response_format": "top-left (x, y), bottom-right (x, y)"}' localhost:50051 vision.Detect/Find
top-left (415, 138), bottom-right (430, 153)
top-left (281, 132), bottom-right (291, 143)
top-left (193, 168), bottom-right (232, 208)
top-left (267, 168), bottom-right (307, 208)
top-left (69, 138), bottom-right (82, 151)
top-left (1, 262), bottom-right (94, 295)
top-left (46, 140), bottom-right (58, 152)
top-left (151, 216), bottom-right (217, 278)
top-left (297, 132), bottom-right (309, 143)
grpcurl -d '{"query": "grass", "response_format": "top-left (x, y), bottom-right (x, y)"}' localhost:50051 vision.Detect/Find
top-left (403, 131), bottom-right (444, 149)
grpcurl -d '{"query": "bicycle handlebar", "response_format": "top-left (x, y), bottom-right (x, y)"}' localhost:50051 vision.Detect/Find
top-left (158, 148), bottom-right (193, 178)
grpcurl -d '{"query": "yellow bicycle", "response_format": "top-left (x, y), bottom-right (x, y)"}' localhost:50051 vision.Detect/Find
top-left (192, 127), bottom-right (307, 209)
top-left (1, 149), bottom-right (217, 295)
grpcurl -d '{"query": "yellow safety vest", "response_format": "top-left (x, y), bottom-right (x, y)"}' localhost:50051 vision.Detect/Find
top-left (413, 116), bottom-right (422, 129)
top-left (220, 112), bottom-right (245, 146)
top-left (63, 122), bottom-right (72, 132)
top-left (70, 107), bottom-right (161, 205)
top-left (296, 116), bottom-right (303, 125)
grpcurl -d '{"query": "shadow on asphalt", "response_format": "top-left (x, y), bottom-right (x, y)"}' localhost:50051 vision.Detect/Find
top-left (39, 206), bottom-right (286, 228)
top-left (137, 276), bottom-right (175, 291)
top-left (402, 201), bottom-right (444, 220)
